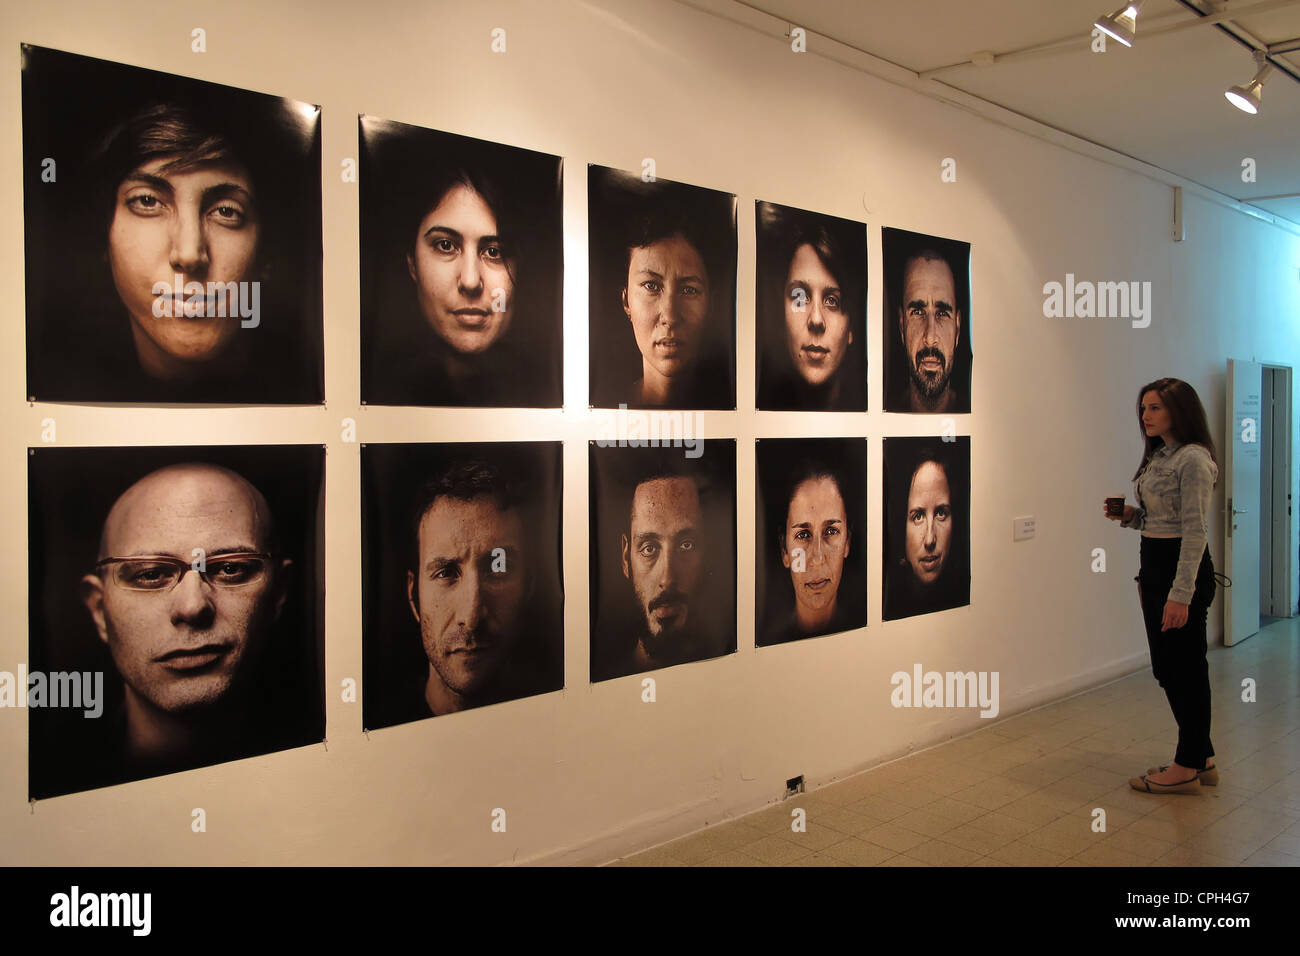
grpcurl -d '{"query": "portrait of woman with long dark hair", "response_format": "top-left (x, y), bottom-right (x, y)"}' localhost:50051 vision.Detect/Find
top-left (360, 116), bottom-right (563, 407)
top-left (882, 437), bottom-right (971, 620)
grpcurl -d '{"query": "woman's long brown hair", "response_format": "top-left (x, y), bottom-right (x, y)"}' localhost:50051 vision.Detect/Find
top-left (1132, 377), bottom-right (1218, 482)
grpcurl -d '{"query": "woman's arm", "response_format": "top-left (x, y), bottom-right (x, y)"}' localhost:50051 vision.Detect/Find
top-left (1169, 446), bottom-right (1216, 604)
top-left (1120, 505), bottom-right (1146, 529)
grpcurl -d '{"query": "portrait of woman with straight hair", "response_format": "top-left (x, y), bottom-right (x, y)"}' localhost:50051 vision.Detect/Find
top-left (1104, 377), bottom-right (1223, 794)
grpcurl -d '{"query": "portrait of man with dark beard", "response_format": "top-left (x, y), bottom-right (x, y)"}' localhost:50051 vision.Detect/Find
top-left (882, 228), bottom-right (971, 414)
top-left (589, 443), bottom-right (736, 682)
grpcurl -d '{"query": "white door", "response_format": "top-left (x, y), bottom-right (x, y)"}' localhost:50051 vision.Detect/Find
top-left (1225, 359), bottom-right (1262, 646)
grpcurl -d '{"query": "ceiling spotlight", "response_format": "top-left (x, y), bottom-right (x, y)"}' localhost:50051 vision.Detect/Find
top-left (1225, 51), bottom-right (1275, 114)
top-left (1094, 1), bottom-right (1146, 47)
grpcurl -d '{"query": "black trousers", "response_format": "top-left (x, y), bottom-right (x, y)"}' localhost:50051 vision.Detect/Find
top-left (1137, 536), bottom-right (1216, 770)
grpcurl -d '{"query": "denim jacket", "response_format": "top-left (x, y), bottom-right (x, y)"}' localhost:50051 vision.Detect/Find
top-left (1121, 440), bottom-right (1218, 603)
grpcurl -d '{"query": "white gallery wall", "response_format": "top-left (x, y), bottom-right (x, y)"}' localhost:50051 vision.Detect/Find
top-left (2, 0), bottom-right (1299, 865)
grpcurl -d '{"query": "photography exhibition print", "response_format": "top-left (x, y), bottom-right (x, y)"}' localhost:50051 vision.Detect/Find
top-left (881, 436), bottom-right (971, 620)
top-left (755, 201), bottom-right (867, 411)
top-left (361, 442), bottom-right (564, 729)
top-left (27, 445), bottom-right (326, 799)
top-left (588, 165), bottom-right (737, 410)
top-left (755, 438), bottom-right (868, 645)
top-left (589, 440), bottom-right (737, 681)
top-left (359, 116), bottom-right (564, 408)
top-left (22, 45), bottom-right (324, 404)
top-left (881, 227), bottom-right (972, 414)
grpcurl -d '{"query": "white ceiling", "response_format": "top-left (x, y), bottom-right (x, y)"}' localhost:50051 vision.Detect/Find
top-left (735, 0), bottom-right (1300, 223)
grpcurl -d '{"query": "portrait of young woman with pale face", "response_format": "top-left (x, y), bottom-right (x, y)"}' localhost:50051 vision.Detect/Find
top-left (359, 117), bottom-right (564, 408)
top-left (756, 202), bottom-right (866, 412)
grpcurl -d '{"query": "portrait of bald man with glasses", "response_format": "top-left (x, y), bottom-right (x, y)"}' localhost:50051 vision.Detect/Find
top-left (78, 463), bottom-right (291, 772)
top-left (28, 448), bottom-right (323, 799)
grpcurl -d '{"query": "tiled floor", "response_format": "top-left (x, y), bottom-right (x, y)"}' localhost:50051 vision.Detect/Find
top-left (609, 618), bottom-right (1300, 867)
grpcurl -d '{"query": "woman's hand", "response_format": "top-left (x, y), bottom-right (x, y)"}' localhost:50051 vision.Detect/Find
top-left (1161, 600), bottom-right (1189, 631)
top-left (1102, 500), bottom-right (1135, 522)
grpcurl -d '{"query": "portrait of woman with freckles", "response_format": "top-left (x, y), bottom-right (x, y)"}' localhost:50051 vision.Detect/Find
top-left (755, 202), bottom-right (867, 412)
top-left (588, 166), bottom-right (736, 410)
top-left (882, 437), bottom-right (971, 621)
top-left (756, 438), bottom-right (867, 647)
top-left (22, 45), bottom-right (323, 404)
top-left (360, 117), bottom-right (563, 408)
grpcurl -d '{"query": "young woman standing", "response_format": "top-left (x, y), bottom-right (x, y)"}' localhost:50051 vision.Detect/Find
top-left (1105, 377), bottom-right (1221, 794)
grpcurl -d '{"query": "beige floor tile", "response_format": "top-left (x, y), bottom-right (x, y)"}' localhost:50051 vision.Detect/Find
top-left (1178, 830), bottom-right (1265, 863)
top-left (988, 840), bottom-right (1068, 866)
top-left (875, 782), bottom-right (945, 809)
top-left (1150, 845), bottom-right (1238, 866)
top-left (616, 844), bottom-right (690, 866)
top-left (860, 822), bottom-right (929, 853)
top-left (877, 855), bottom-right (933, 866)
top-left (1019, 816), bottom-right (1104, 858)
top-left (661, 834), bottom-right (730, 865)
top-left (1126, 812), bottom-right (1207, 844)
top-left (948, 777), bottom-right (1038, 811)
top-left (1003, 761), bottom-right (1077, 788)
top-left (809, 806), bottom-right (881, 836)
top-left (1069, 843), bottom-right (1146, 867)
top-left (1201, 803), bottom-right (1300, 845)
top-left (892, 808), bottom-right (962, 838)
top-left (966, 811), bottom-right (1042, 841)
top-left (925, 797), bottom-right (990, 826)
top-left (1264, 831), bottom-right (1300, 856)
top-left (905, 838), bottom-right (984, 866)
top-left (845, 794), bottom-right (913, 822)
top-left (1098, 827), bottom-right (1176, 862)
top-left (940, 823), bottom-right (1011, 855)
top-left (738, 834), bottom-right (815, 865)
top-left (694, 849), bottom-right (764, 867)
top-left (785, 853), bottom-right (853, 867)
top-left (821, 837), bottom-right (898, 866)
top-left (998, 794), bottom-right (1068, 827)
top-left (1240, 848), bottom-right (1300, 866)
top-left (1033, 784), bottom-right (1094, 814)
top-left (773, 822), bottom-right (846, 852)
top-left (906, 771), bottom-right (990, 798)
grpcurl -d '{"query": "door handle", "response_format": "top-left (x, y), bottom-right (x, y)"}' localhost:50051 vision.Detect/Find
top-left (1232, 507), bottom-right (1249, 515)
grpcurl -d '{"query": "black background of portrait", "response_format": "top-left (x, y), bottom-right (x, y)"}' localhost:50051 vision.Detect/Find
top-left (361, 442), bottom-right (564, 731)
top-left (359, 116), bottom-right (563, 408)
top-left (589, 441), bottom-right (737, 681)
top-left (27, 444), bottom-right (325, 800)
top-left (881, 436), bottom-right (971, 621)
top-left (881, 227), bottom-right (972, 414)
top-left (755, 438), bottom-right (868, 646)
top-left (755, 202), bottom-right (867, 412)
top-left (21, 45), bottom-right (323, 405)
top-left (588, 166), bottom-right (737, 410)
